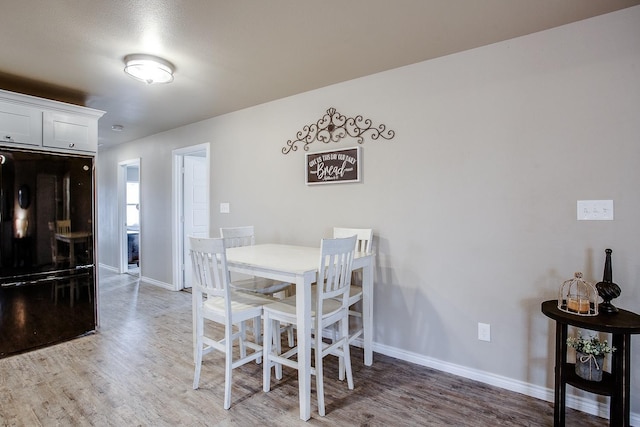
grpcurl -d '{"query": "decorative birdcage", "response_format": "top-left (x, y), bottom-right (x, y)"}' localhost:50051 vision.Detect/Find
top-left (558, 272), bottom-right (598, 316)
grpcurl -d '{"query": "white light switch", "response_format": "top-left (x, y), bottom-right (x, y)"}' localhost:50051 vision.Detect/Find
top-left (220, 202), bottom-right (230, 214)
top-left (577, 200), bottom-right (613, 221)
top-left (478, 323), bottom-right (491, 342)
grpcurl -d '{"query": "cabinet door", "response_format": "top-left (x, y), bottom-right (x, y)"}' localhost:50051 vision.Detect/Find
top-left (0, 101), bottom-right (42, 146)
top-left (43, 111), bottom-right (97, 152)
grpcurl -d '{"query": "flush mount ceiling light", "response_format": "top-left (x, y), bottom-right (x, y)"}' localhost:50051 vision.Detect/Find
top-left (124, 54), bottom-right (174, 84)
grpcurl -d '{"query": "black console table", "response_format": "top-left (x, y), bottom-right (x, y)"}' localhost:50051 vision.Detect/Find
top-left (541, 300), bottom-right (640, 426)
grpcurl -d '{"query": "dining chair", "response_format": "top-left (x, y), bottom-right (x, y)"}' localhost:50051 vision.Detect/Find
top-left (220, 226), bottom-right (292, 296)
top-left (262, 235), bottom-right (357, 416)
top-left (49, 221), bottom-right (71, 304)
top-left (189, 236), bottom-right (275, 410)
top-left (48, 221), bottom-right (69, 266)
top-left (221, 226), bottom-right (295, 347)
top-left (332, 227), bottom-right (373, 345)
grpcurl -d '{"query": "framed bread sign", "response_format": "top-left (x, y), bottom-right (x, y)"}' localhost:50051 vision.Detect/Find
top-left (306, 147), bottom-right (360, 185)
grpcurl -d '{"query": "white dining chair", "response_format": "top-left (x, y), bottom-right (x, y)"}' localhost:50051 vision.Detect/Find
top-left (220, 226), bottom-right (292, 296)
top-left (332, 227), bottom-right (373, 345)
top-left (262, 235), bottom-right (357, 416)
top-left (189, 236), bottom-right (274, 410)
top-left (220, 226), bottom-right (295, 347)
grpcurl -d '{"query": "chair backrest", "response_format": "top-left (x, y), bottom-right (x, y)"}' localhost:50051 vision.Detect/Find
top-left (189, 237), bottom-right (231, 302)
top-left (56, 220), bottom-right (71, 234)
top-left (220, 226), bottom-right (255, 248)
top-left (333, 227), bottom-right (373, 253)
top-left (317, 236), bottom-right (357, 305)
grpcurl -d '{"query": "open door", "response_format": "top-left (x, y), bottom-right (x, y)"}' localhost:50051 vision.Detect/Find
top-left (172, 144), bottom-right (210, 290)
top-left (118, 159), bottom-right (141, 276)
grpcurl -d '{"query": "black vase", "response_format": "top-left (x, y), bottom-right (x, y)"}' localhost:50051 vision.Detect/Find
top-left (595, 248), bottom-right (621, 314)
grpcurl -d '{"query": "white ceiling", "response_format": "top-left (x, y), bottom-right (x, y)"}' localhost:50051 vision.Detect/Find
top-left (1, 0), bottom-right (639, 149)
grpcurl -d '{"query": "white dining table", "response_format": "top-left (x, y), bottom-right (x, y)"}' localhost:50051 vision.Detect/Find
top-left (225, 243), bottom-right (374, 421)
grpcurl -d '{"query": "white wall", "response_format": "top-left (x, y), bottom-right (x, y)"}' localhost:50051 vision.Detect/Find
top-left (98, 7), bottom-right (640, 420)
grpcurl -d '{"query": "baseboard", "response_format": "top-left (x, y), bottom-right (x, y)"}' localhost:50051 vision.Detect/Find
top-left (368, 341), bottom-right (639, 425)
top-left (139, 275), bottom-right (175, 291)
top-left (98, 263), bottom-right (119, 273)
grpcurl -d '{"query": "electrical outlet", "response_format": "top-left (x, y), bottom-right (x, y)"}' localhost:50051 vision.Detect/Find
top-left (220, 202), bottom-right (230, 214)
top-left (478, 323), bottom-right (491, 342)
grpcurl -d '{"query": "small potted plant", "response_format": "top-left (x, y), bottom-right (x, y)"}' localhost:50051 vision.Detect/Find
top-left (567, 332), bottom-right (616, 381)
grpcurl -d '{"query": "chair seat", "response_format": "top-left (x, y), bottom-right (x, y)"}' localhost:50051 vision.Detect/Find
top-left (203, 290), bottom-right (275, 315)
top-left (231, 277), bottom-right (292, 295)
top-left (313, 284), bottom-right (362, 305)
top-left (263, 293), bottom-right (343, 319)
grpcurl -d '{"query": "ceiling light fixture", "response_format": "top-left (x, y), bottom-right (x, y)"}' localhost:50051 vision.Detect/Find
top-left (124, 54), bottom-right (175, 84)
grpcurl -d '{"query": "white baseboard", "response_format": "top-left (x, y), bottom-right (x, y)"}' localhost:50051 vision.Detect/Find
top-left (98, 263), bottom-right (119, 273)
top-left (369, 340), bottom-right (639, 426)
top-left (139, 275), bottom-right (175, 291)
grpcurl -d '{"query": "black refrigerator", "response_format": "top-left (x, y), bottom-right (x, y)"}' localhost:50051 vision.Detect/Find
top-left (0, 147), bottom-right (96, 358)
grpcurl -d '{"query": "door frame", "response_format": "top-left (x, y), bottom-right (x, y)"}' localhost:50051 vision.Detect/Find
top-left (172, 143), bottom-right (210, 291)
top-left (117, 158), bottom-right (141, 274)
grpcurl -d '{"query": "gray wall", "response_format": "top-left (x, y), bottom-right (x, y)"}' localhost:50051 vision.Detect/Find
top-left (97, 7), bottom-right (640, 418)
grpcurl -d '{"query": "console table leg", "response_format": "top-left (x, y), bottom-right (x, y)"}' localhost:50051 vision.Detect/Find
top-left (554, 322), bottom-right (567, 426)
top-left (609, 334), bottom-right (630, 426)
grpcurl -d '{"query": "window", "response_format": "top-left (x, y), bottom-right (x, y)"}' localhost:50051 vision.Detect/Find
top-left (126, 182), bottom-right (139, 227)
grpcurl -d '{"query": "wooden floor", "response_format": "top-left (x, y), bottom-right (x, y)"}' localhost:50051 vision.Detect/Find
top-left (0, 268), bottom-right (608, 426)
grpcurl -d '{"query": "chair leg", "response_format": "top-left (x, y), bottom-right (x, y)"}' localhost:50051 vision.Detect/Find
top-left (238, 322), bottom-right (247, 359)
top-left (341, 316), bottom-right (354, 390)
top-left (287, 324), bottom-right (295, 347)
top-left (254, 317), bottom-right (262, 344)
top-left (254, 316), bottom-right (262, 364)
top-left (263, 313), bottom-right (273, 392)
top-left (274, 320), bottom-right (282, 380)
top-left (193, 316), bottom-right (203, 389)
top-left (193, 338), bottom-right (203, 389)
top-left (315, 331), bottom-right (326, 417)
top-left (338, 319), bottom-right (345, 381)
top-left (224, 326), bottom-right (233, 410)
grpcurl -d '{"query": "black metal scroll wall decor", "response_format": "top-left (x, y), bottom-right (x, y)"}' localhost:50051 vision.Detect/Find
top-left (282, 107), bottom-right (395, 154)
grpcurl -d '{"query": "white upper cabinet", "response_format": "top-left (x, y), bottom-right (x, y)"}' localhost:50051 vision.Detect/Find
top-left (0, 89), bottom-right (104, 153)
top-left (43, 111), bottom-right (97, 152)
top-left (0, 101), bottom-right (43, 146)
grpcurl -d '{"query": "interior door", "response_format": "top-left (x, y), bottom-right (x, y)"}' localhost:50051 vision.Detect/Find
top-left (182, 155), bottom-right (208, 288)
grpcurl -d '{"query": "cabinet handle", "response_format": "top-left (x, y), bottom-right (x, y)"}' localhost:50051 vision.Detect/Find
top-left (68, 143), bottom-right (75, 148)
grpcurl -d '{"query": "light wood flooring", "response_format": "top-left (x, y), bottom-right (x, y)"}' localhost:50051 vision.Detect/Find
top-left (0, 268), bottom-right (608, 426)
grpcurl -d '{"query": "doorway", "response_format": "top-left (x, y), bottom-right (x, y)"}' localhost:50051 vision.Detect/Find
top-left (172, 144), bottom-right (210, 290)
top-left (118, 159), bottom-right (141, 276)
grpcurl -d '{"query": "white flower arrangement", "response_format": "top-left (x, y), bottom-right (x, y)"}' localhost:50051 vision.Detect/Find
top-left (567, 333), bottom-right (615, 356)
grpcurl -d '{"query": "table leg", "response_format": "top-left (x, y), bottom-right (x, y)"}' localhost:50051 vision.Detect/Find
top-left (554, 322), bottom-right (567, 427)
top-left (610, 333), bottom-right (629, 426)
top-left (362, 258), bottom-right (374, 366)
top-left (296, 271), bottom-right (314, 421)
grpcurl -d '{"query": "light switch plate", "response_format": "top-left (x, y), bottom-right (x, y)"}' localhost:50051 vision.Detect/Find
top-left (577, 200), bottom-right (613, 220)
top-left (478, 323), bottom-right (491, 342)
top-left (220, 202), bottom-right (230, 214)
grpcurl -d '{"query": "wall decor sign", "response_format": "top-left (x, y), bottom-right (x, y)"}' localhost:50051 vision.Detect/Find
top-left (306, 147), bottom-right (360, 185)
top-left (283, 107), bottom-right (395, 154)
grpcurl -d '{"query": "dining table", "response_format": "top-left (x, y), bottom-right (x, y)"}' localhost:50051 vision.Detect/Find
top-left (225, 243), bottom-right (374, 421)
